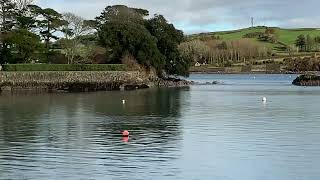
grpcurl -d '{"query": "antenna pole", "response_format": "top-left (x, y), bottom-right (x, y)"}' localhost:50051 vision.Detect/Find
top-left (251, 17), bottom-right (254, 28)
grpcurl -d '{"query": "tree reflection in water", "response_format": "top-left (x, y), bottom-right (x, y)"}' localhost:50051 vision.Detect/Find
top-left (0, 88), bottom-right (191, 179)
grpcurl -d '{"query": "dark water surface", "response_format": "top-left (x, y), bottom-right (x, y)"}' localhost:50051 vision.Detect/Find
top-left (1, 74), bottom-right (320, 180)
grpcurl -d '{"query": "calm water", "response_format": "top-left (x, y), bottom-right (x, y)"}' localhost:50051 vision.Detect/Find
top-left (1, 74), bottom-right (320, 180)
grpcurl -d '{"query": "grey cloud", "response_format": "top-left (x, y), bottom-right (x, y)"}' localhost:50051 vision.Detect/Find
top-left (37, 0), bottom-right (320, 33)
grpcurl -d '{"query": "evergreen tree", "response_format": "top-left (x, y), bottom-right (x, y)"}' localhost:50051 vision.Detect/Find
top-left (0, 0), bottom-right (17, 32)
top-left (145, 14), bottom-right (190, 76)
top-left (306, 35), bottom-right (315, 52)
top-left (295, 35), bottom-right (306, 52)
top-left (6, 29), bottom-right (43, 63)
top-left (0, 0), bottom-right (18, 64)
top-left (28, 5), bottom-right (67, 48)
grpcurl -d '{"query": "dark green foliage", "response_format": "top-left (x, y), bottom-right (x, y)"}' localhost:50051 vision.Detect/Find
top-left (2, 64), bottom-right (127, 71)
top-left (293, 74), bottom-right (320, 86)
top-left (46, 51), bottom-right (67, 64)
top-left (16, 15), bottom-right (37, 29)
top-left (95, 5), bottom-right (148, 26)
top-left (306, 35), bottom-right (315, 52)
top-left (145, 14), bottom-right (190, 76)
top-left (1, 3), bottom-right (191, 76)
top-left (0, 0), bottom-right (17, 32)
top-left (242, 29), bottom-right (278, 44)
top-left (98, 21), bottom-right (165, 72)
top-left (6, 29), bottom-right (44, 63)
top-left (198, 34), bottom-right (221, 41)
top-left (28, 5), bottom-right (67, 48)
top-left (0, 45), bottom-right (13, 64)
top-left (315, 36), bottom-right (320, 43)
top-left (96, 5), bottom-right (190, 76)
top-left (78, 34), bottom-right (98, 45)
top-left (243, 32), bottom-right (264, 38)
top-left (258, 34), bottom-right (278, 43)
top-left (0, 0), bottom-right (19, 64)
top-left (295, 34), bottom-right (306, 51)
top-left (292, 35), bottom-right (320, 52)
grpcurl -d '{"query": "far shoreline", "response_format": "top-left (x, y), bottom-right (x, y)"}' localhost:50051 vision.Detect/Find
top-left (189, 71), bottom-right (300, 75)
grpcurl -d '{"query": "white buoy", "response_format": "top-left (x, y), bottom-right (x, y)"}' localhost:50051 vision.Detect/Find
top-left (262, 97), bottom-right (267, 102)
top-left (122, 100), bottom-right (126, 104)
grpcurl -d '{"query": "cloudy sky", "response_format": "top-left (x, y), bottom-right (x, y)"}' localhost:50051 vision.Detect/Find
top-left (36, 0), bottom-right (320, 34)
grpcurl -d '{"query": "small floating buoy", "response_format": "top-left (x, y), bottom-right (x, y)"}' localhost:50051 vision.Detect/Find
top-left (262, 97), bottom-right (267, 102)
top-left (122, 100), bottom-right (126, 104)
top-left (122, 130), bottom-right (130, 137)
top-left (122, 136), bottom-right (129, 142)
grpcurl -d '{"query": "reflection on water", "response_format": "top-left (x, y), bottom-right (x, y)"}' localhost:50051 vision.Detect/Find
top-left (0, 88), bottom-right (188, 180)
top-left (1, 74), bottom-right (320, 180)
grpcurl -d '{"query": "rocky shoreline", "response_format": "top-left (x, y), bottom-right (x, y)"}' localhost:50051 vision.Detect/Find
top-left (0, 71), bottom-right (206, 93)
top-left (292, 74), bottom-right (320, 86)
top-left (0, 71), bottom-right (148, 93)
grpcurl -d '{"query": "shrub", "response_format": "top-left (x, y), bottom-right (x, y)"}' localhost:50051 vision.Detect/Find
top-left (243, 32), bottom-right (264, 38)
top-left (284, 57), bottom-right (320, 72)
top-left (2, 64), bottom-right (127, 71)
top-left (258, 34), bottom-right (278, 43)
top-left (266, 63), bottom-right (281, 72)
top-left (48, 52), bottom-right (68, 64)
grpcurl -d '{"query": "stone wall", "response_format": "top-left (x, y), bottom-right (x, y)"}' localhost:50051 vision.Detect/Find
top-left (0, 71), bottom-right (151, 92)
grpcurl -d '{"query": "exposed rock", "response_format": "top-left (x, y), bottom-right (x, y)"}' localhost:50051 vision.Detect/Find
top-left (0, 71), bottom-right (216, 93)
top-left (156, 77), bottom-right (194, 87)
top-left (0, 71), bottom-right (150, 93)
top-left (293, 74), bottom-right (320, 86)
top-left (193, 81), bottom-right (219, 85)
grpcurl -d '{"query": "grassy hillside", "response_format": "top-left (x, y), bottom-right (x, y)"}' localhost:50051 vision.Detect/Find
top-left (189, 26), bottom-right (320, 53)
top-left (276, 28), bottom-right (320, 45)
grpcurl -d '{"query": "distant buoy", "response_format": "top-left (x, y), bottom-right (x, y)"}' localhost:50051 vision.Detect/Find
top-left (122, 130), bottom-right (130, 137)
top-left (122, 100), bottom-right (126, 104)
top-left (262, 97), bottom-right (267, 102)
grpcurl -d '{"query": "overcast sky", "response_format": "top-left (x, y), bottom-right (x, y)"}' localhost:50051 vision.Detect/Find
top-left (36, 0), bottom-right (320, 34)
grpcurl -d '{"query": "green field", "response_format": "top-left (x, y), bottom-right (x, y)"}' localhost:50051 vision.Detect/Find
top-left (189, 26), bottom-right (320, 53)
top-left (276, 28), bottom-right (320, 45)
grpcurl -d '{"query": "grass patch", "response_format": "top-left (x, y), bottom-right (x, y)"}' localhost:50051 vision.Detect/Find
top-left (190, 27), bottom-right (320, 53)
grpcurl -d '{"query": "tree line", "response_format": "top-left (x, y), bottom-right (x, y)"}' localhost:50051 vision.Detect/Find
top-left (295, 34), bottom-right (320, 52)
top-left (0, 2), bottom-right (191, 76)
top-left (179, 38), bottom-right (272, 67)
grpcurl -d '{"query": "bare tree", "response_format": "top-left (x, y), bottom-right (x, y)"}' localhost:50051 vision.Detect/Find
top-left (63, 12), bottom-right (91, 39)
top-left (61, 12), bottom-right (93, 64)
top-left (179, 39), bottom-right (272, 67)
top-left (14, 0), bottom-right (34, 10)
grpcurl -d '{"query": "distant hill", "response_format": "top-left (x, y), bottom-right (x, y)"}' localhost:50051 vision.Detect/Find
top-left (188, 26), bottom-right (320, 54)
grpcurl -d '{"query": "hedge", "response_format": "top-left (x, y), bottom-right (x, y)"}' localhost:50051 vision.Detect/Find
top-left (2, 64), bottom-right (127, 71)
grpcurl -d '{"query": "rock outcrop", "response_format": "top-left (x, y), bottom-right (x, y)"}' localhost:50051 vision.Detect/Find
top-left (0, 71), bottom-right (215, 93)
top-left (293, 74), bottom-right (320, 86)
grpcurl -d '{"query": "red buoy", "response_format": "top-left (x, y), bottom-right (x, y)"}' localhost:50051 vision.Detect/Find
top-left (122, 130), bottom-right (130, 137)
top-left (122, 136), bottom-right (129, 143)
